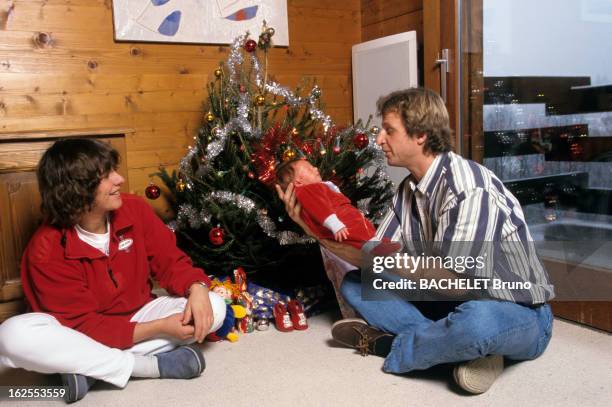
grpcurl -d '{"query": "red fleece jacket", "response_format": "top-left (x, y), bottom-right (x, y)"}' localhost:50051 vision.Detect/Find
top-left (20, 194), bottom-right (211, 349)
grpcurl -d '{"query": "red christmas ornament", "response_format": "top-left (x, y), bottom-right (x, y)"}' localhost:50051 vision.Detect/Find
top-left (248, 171), bottom-right (255, 179)
top-left (301, 142), bottom-right (314, 156)
top-left (145, 183), bottom-right (161, 200)
top-left (353, 133), bottom-right (369, 150)
top-left (333, 146), bottom-right (341, 154)
top-left (239, 85), bottom-right (246, 93)
top-left (244, 39), bottom-right (257, 52)
top-left (209, 227), bottom-right (225, 246)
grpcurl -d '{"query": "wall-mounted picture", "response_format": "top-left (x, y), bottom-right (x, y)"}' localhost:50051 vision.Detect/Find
top-left (112, 0), bottom-right (289, 45)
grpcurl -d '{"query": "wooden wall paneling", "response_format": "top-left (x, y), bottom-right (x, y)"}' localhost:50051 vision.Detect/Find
top-left (0, 0), bottom-right (361, 217)
top-left (361, 0), bottom-right (423, 43)
top-left (1, 2), bottom-right (114, 33)
top-left (423, 1), bottom-right (441, 93)
top-left (361, 0), bottom-right (422, 26)
top-left (361, 11), bottom-right (423, 44)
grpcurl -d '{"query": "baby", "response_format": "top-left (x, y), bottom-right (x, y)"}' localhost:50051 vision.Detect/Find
top-left (275, 158), bottom-right (375, 249)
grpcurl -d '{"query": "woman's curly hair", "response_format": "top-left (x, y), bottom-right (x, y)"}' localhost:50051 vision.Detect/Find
top-left (376, 88), bottom-right (452, 154)
top-left (37, 138), bottom-right (119, 228)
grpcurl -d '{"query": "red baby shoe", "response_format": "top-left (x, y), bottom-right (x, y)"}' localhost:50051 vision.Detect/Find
top-left (273, 302), bottom-right (294, 332)
top-left (287, 300), bottom-right (308, 330)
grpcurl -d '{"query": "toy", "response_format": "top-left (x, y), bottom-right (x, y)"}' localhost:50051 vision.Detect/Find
top-left (233, 267), bottom-right (254, 333)
top-left (207, 303), bottom-right (247, 342)
top-left (207, 278), bottom-right (247, 342)
top-left (210, 278), bottom-right (238, 303)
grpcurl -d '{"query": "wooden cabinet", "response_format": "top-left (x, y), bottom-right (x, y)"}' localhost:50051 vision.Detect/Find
top-left (0, 130), bottom-right (131, 322)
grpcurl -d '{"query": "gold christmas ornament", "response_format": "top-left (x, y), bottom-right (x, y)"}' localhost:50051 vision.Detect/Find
top-left (205, 112), bottom-right (215, 123)
top-left (176, 180), bottom-right (186, 193)
top-left (282, 149), bottom-right (296, 161)
top-left (214, 68), bottom-right (222, 78)
top-left (254, 94), bottom-right (266, 106)
top-left (267, 27), bottom-right (275, 36)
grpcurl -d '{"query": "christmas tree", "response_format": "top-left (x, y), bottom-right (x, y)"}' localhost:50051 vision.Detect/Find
top-left (156, 24), bottom-right (393, 281)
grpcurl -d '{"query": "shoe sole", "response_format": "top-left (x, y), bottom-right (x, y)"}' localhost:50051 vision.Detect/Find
top-left (454, 355), bottom-right (504, 394)
top-left (331, 318), bottom-right (368, 348)
top-left (61, 374), bottom-right (80, 403)
top-left (184, 345), bottom-right (205, 376)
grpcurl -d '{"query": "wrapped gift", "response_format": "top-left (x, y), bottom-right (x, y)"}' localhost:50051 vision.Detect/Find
top-left (247, 282), bottom-right (291, 320)
top-left (233, 267), bottom-right (254, 333)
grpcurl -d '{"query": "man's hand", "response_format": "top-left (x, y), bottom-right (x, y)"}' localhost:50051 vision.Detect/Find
top-left (334, 227), bottom-right (349, 242)
top-left (182, 283), bottom-right (214, 343)
top-left (320, 238), bottom-right (363, 266)
top-left (275, 183), bottom-right (316, 237)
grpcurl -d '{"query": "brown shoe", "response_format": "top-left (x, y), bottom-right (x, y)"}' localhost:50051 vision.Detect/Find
top-left (331, 318), bottom-right (394, 357)
top-left (453, 355), bottom-right (504, 394)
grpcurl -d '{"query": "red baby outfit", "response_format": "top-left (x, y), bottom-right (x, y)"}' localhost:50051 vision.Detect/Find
top-left (295, 182), bottom-right (375, 249)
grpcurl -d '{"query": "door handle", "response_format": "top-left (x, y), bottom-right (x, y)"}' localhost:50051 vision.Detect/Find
top-left (435, 49), bottom-right (450, 103)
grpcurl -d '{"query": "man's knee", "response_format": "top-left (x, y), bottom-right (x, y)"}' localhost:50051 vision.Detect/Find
top-left (448, 301), bottom-right (511, 338)
top-left (339, 273), bottom-right (362, 305)
top-left (449, 301), bottom-right (541, 355)
top-left (453, 300), bottom-right (499, 320)
top-left (0, 313), bottom-right (57, 355)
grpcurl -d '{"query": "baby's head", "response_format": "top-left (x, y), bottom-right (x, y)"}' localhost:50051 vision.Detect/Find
top-left (275, 158), bottom-right (322, 191)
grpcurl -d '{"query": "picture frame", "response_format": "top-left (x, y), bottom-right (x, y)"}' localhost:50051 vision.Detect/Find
top-left (112, 0), bottom-right (289, 45)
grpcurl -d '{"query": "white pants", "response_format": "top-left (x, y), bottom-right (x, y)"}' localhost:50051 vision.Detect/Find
top-left (0, 293), bottom-right (226, 388)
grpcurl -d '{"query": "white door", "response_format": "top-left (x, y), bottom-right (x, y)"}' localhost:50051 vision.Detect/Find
top-left (352, 31), bottom-right (419, 186)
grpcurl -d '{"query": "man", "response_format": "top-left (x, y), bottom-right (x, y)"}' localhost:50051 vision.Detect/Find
top-left (277, 88), bottom-right (554, 394)
top-left (0, 139), bottom-right (227, 403)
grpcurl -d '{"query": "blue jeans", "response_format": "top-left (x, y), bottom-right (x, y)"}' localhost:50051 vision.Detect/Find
top-left (340, 272), bottom-right (554, 373)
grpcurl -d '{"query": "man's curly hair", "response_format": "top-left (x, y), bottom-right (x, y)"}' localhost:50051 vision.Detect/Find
top-left (376, 88), bottom-right (452, 154)
top-left (37, 138), bottom-right (119, 228)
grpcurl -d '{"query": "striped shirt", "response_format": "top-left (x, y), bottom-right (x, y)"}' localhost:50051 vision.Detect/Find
top-left (374, 152), bottom-right (555, 304)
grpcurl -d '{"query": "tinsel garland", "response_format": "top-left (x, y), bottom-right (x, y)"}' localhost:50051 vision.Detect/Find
top-left (177, 191), bottom-right (315, 245)
top-left (206, 92), bottom-right (254, 162)
top-left (228, 34), bottom-right (247, 87)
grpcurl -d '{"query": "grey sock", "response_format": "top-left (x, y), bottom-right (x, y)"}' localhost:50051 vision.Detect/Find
top-left (131, 355), bottom-right (160, 378)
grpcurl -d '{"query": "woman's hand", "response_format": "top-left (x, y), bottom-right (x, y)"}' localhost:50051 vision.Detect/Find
top-left (134, 313), bottom-right (195, 343)
top-left (161, 313), bottom-right (196, 341)
top-left (182, 283), bottom-right (214, 343)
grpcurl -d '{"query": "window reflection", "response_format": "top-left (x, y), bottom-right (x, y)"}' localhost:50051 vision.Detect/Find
top-left (478, 0), bottom-right (612, 240)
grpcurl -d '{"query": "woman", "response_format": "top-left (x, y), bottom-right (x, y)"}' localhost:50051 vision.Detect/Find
top-left (0, 138), bottom-right (226, 403)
